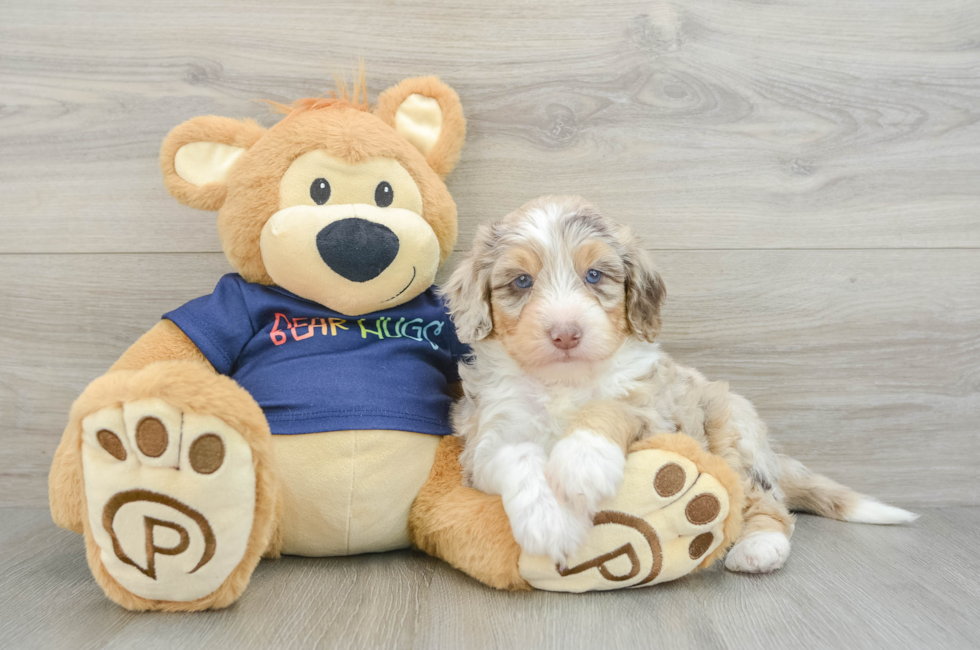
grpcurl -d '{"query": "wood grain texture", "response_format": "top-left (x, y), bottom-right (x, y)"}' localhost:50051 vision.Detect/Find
top-left (1, 251), bottom-right (977, 508)
top-left (1, 507), bottom-right (978, 649)
top-left (2, 1), bottom-right (979, 642)
top-left (1, 0), bottom-right (979, 253)
top-left (1, 1), bottom-right (979, 506)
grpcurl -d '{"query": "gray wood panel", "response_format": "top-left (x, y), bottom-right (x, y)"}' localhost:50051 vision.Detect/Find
top-left (2, 250), bottom-right (977, 508)
top-left (1, 0), bottom-right (979, 254)
top-left (1, 507), bottom-right (978, 649)
top-left (2, 0), bottom-right (979, 645)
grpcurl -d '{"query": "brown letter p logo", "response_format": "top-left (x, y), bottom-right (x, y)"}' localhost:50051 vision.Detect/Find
top-left (102, 489), bottom-right (216, 580)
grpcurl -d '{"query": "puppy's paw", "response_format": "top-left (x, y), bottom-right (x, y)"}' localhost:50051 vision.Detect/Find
top-left (546, 430), bottom-right (625, 517)
top-left (507, 491), bottom-right (591, 566)
top-left (725, 531), bottom-right (791, 573)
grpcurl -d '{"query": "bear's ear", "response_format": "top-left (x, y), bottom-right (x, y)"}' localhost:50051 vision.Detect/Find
top-left (160, 116), bottom-right (267, 211)
top-left (374, 76), bottom-right (466, 180)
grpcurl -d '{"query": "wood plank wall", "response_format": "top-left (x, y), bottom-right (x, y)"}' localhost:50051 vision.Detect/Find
top-left (1, 0), bottom-right (978, 508)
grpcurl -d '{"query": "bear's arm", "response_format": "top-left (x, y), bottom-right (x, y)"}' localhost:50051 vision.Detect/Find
top-left (109, 320), bottom-right (215, 373)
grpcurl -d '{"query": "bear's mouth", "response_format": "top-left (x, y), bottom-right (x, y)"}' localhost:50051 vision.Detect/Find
top-left (382, 266), bottom-right (416, 303)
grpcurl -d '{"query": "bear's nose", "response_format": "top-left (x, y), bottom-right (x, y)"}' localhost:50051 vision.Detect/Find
top-left (316, 218), bottom-right (400, 282)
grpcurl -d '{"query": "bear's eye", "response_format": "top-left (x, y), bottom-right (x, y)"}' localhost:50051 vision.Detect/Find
top-left (310, 178), bottom-right (331, 205)
top-left (375, 181), bottom-right (394, 208)
top-left (585, 269), bottom-right (603, 284)
top-left (513, 274), bottom-right (534, 290)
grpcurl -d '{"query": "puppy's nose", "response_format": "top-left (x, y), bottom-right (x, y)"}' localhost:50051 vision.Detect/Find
top-left (549, 325), bottom-right (582, 350)
top-left (316, 218), bottom-right (399, 282)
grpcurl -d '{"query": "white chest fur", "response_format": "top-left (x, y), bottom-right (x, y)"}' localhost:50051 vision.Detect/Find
top-left (464, 339), bottom-right (665, 452)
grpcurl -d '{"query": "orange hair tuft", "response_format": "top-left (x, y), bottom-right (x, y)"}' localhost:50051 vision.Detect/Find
top-left (261, 61), bottom-right (369, 117)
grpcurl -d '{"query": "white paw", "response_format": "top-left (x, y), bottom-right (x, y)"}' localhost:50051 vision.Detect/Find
top-left (546, 430), bottom-right (625, 517)
top-left (725, 531), bottom-right (791, 574)
top-left (506, 489), bottom-right (591, 566)
top-left (80, 399), bottom-right (256, 602)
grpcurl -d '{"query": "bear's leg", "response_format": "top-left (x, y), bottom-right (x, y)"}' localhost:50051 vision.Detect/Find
top-left (408, 436), bottom-right (531, 590)
top-left (49, 360), bottom-right (279, 611)
top-left (410, 434), bottom-right (744, 592)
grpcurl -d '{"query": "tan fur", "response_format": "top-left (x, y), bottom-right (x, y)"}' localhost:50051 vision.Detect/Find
top-left (489, 294), bottom-right (519, 338)
top-left (374, 76), bottom-right (467, 180)
top-left (571, 239), bottom-right (615, 274)
top-left (409, 436), bottom-right (531, 591)
top-left (491, 292), bottom-right (552, 370)
top-left (217, 105), bottom-right (458, 283)
top-left (496, 244), bottom-right (545, 281)
top-left (262, 489), bottom-right (286, 559)
top-left (778, 455), bottom-right (860, 521)
top-left (50, 323), bottom-right (212, 533)
top-left (160, 116), bottom-right (267, 212)
top-left (48, 435), bottom-right (86, 533)
top-left (740, 483), bottom-right (796, 539)
top-left (159, 77), bottom-right (463, 287)
top-left (567, 400), bottom-right (643, 452)
top-left (49, 361), bottom-right (279, 611)
top-left (54, 75), bottom-right (486, 609)
top-left (109, 320), bottom-right (214, 372)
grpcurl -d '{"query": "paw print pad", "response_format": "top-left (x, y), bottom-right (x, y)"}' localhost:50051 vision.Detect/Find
top-left (80, 402), bottom-right (255, 602)
top-left (519, 448), bottom-right (730, 591)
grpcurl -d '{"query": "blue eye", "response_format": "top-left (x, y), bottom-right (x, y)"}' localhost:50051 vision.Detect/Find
top-left (514, 274), bottom-right (534, 289)
top-left (586, 269), bottom-right (603, 284)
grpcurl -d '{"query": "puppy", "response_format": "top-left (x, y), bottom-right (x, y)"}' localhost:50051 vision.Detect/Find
top-left (443, 195), bottom-right (916, 571)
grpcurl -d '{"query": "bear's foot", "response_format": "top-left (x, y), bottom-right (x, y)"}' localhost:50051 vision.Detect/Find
top-left (518, 434), bottom-right (743, 592)
top-left (58, 362), bottom-right (278, 611)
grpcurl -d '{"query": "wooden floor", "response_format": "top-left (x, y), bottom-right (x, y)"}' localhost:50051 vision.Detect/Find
top-left (1, 0), bottom-right (979, 647)
top-left (1, 507), bottom-right (978, 649)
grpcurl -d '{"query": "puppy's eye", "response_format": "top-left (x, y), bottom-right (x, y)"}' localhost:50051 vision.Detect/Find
top-left (310, 178), bottom-right (331, 205)
top-left (375, 181), bottom-right (394, 207)
top-left (585, 269), bottom-right (603, 284)
top-left (513, 274), bottom-right (534, 289)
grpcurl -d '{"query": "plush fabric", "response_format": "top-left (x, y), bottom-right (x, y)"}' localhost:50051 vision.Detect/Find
top-left (52, 75), bottom-right (473, 611)
top-left (409, 436), bottom-right (531, 591)
top-left (274, 430), bottom-right (440, 556)
top-left (174, 141), bottom-right (247, 187)
top-left (409, 435), bottom-right (743, 593)
top-left (202, 97), bottom-right (461, 284)
top-left (81, 401), bottom-right (257, 602)
top-left (159, 116), bottom-right (266, 212)
top-left (374, 76), bottom-right (466, 180)
top-left (517, 437), bottom-right (743, 591)
top-left (393, 94), bottom-right (442, 156)
top-left (50, 360), bottom-right (278, 611)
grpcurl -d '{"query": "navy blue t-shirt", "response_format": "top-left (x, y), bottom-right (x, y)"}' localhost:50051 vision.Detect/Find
top-left (163, 274), bottom-right (467, 436)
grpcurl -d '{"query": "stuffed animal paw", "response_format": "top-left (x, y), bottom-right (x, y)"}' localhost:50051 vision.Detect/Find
top-left (409, 433), bottom-right (743, 593)
top-left (518, 434), bottom-right (743, 591)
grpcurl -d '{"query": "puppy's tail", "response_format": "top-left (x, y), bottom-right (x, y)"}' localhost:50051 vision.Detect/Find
top-left (778, 455), bottom-right (918, 524)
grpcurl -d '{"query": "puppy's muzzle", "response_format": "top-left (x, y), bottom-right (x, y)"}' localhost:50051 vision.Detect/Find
top-left (316, 218), bottom-right (399, 282)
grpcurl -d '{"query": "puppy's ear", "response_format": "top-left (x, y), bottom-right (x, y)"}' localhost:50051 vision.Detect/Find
top-left (160, 116), bottom-right (266, 211)
top-left (442, 222), bottom-right (497, 343)
top-left (374, 76), bottom-right (466, 180)
top-left (623, 234), bottom-right (666, 342)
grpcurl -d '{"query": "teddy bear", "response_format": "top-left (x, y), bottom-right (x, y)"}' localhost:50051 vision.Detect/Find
top-left (48, 74), bottom-right (743, 611)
